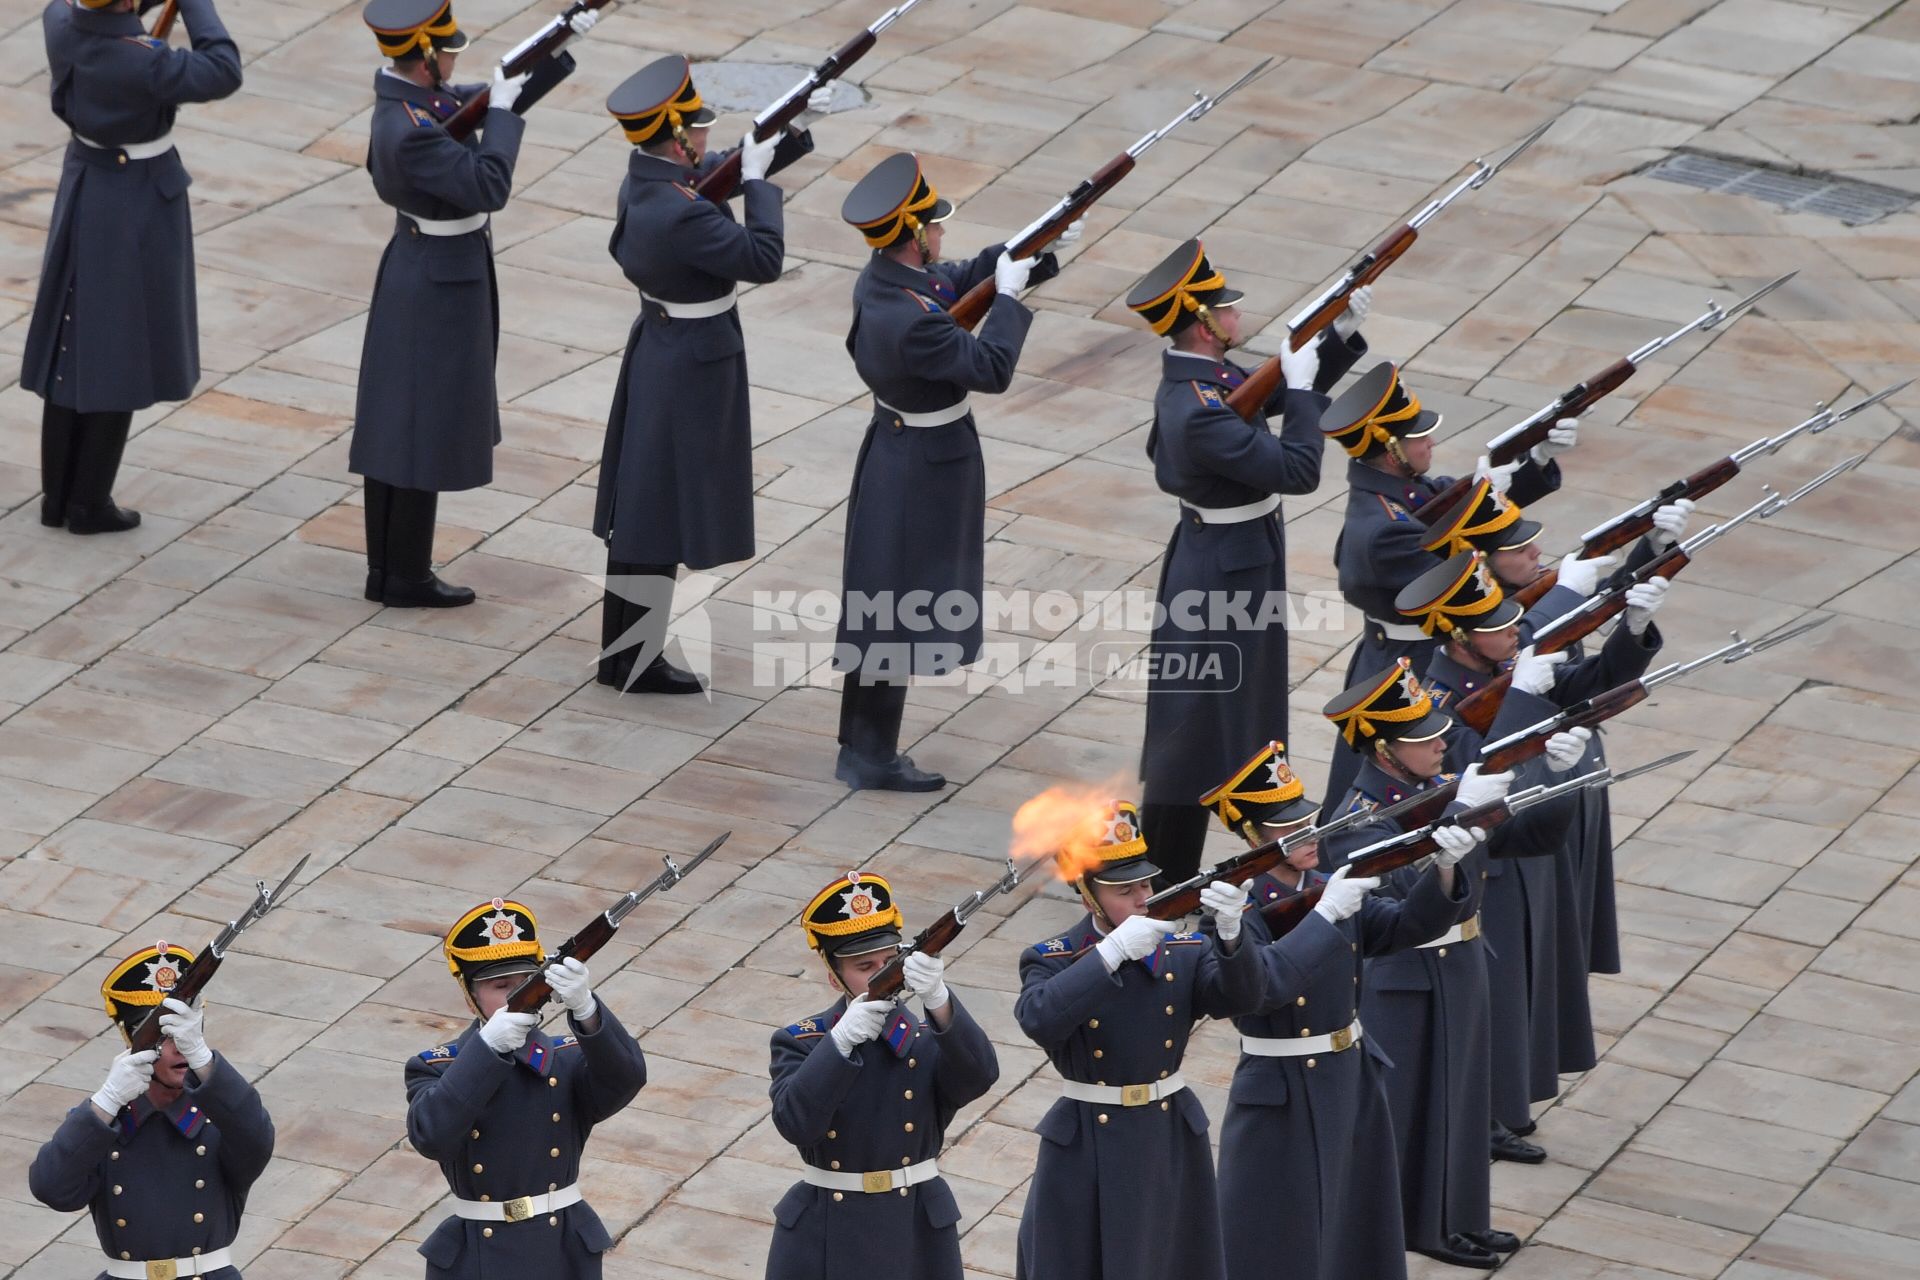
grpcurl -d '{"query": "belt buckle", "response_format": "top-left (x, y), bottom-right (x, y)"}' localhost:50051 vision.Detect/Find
top-left (861, 1170), bottom-right (893, 1194)
top-left (145, 1263), bottom-right (178, 1280)
top-left (1330, 1025), bottom-right (1354, 1053)
top-left (502, 1195), bottom-right (535, 1222)
top-left (1461, 915), bottom-right (1481, 941)
top-left (1120, 1083), bottom-right (1153, 1107)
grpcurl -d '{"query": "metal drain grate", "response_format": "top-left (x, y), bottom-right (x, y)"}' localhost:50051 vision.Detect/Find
top-left (1649, 152), bottom-right (1916, 226)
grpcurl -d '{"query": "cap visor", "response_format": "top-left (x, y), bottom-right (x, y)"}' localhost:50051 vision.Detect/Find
top-left (468, 958), bottom-right (542, 983)
top-left (1496, 519), bottom-right (1542, 551)
top-left (1395, 710), bottom-right (1454, 743)
top-left (433, 27), bottom-right (469, 51)
top-left (1089, 856), bottom-right (1161, 886)
top-left (826, 929), bottom-right (902, 959)
top-left (1402, 409), bottom-right (1443, 440)
top-left (1472, 598), bottom-right (1525, 632)
top-left (928, 197), bottom-right (955, 224)
top-left (1252, 796), bottom-right (1321, 830)
top-left (1212, 287), bottom-right (1245, 309)
top-left (689, 106), bottom-right (718, 127)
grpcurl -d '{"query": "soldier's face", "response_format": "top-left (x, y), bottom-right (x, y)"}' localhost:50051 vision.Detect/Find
top-left (470, 975), bottom-right (520, 1019)
top-left (1398, 436), bottom-right (1435, 474)
top-left (435, 52), bottom-right (458, 78)
top-left (153, 1040), bottom-right (188, 1090)
top-left (1472, 623), bottom-right (1521, 664)
top-left (1387, 736), bottom-right (1448, 779)
top-left (1091, 879), bottom-right (1152, 925)
top-left (1283, 839), bottom-right (1320, 873)
top-left (1490, 544), bottom-right (1540, 587)
top-left (923, 222), bottom-right (945, 261)
top-left (830, 949), bottom-right (893, 1000)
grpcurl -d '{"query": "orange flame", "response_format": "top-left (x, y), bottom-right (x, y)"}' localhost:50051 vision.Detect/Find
top-left (1010, 782), bottom-right (1124, 883)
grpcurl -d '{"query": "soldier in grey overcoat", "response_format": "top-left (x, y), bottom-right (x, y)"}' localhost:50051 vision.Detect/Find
top-left (25, 0), bottom-right (240, 534)
top-left (1320, 365), bottom-right (1568, 819)
top-left (589, 56), bottom-right (817, 694)
top-left (1208, 683), bottom-right (1481, 1280)
top-left (766, 872), bottom-right (998, 1280)
top-left (1122, 240), bottom-right (1367, 884)
top-left (1014, 802), bottom-right (1261, 1280)
top-left (351, 0), bottom-right (595, 607)
top-left (408, 898), bottom-right (647, 1280)
top-left (831, 153), bottom-right (1062, 792)
top-left (30, 944), bottom-right (273, 1280)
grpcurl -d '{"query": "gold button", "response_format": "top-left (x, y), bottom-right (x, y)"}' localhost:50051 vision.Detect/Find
top-left (903, 1090), bottom-right (913, 1100)
top-left (1164, 1039), bottom-right (1173, 1049)
top-left (1159, 1070), bottom-right (1169, 1079)
top-left (552, 1113), bottom-right (561, 1123)
top-left (111, 1152), bottom-right (120, 1161)
top-left (1165, 1005), bottom-right (1175, 1015)
top-left (116, 1218), bottom-right (126, 1228)
top-left (901, 1157), bottom-right (911, 1166)
top-left (1300, 1028), bottom-right (1311, 1036)
top-left (1165, 972), bottom-right (1175, 982)
top-left (481, 1195), bottom-right (490, 1202)
top-left (1438, 947), bottom-right (1449, 957)
top-left (1097, 1114), bottom-right (1109, 1125)
top-left (113, 1185), bottom-right (122, 1195)
top-left (471, 1129), bottom-right (480, 1139)
top-left (827, 1129), bottom-right (837, 1139)
top-left (549, 1077), bottom-right (558, 1088)
top-left (192, 1249), bottom-right (200, 1257)
top-left (122, 1253), bottom-right (131, 1260)
top-left (473, 1163), bottom-right (484, 1173)
top-left (194, 1213), bottom-right (204, 1224)
top-left (549, 1184), bottom-right (558, 1192)
top-left (1088, 1019), bottom-right (1100, 1029)
top-left (117, 154), bottom-right (126, 165)
top-left (1160, 1101), bottom-right (1170, 1111)
top-left (483, 1227), bottom-right (493, 1239)
top-left (898, 1187), bottom-right (908, 1197)
top-left (549, 1215), bottom-right (558, 1226)
top-left (830, 1160), bottom-right (840, 1170)
top-left (1307, 1058), bottom-right (1317, 1068)
top-left (550, 1147), bottom-right (560, 1157)
top-left (1296, 996), bottom-right (1306, 1007)
top-left (1093, 1049), bottom-right (1104, 1059)
top-left (195, 1146), bottom-right (206, 1156)
top-left (908, 1059), bottom-right (916, 1068)
top-left (832, 1192), bottom-right (844, 1202)
top-left (903, 1122), bottom-right (914, 1133)
top-left (195, 1180), bottom-right (204, 1189)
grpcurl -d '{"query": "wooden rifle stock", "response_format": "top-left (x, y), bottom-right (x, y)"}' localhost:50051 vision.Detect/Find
top-left (503, 911), bottom-right (619, 1014)
top-left (864, 910), bottom-right (967, 1003)
top-left (1579, 456), bottom-right (1740, 558)
top-left (1418, 355), bottom-right (1640, 525)
top-left (1225, 224), bottom-right (1417, 422)
top-left (149, 0), bottom-right (180, 39)
top-left (1478, 682), bottom-right (1650, 773)
top-left (126, 952), bottom-right (219, 1052)
top-left (948, 153), bottom-right (1137, 332)
top-left (1257, 796), bottom-right (1516, 940)
top-left (695, 28), bottom-right (880, 203)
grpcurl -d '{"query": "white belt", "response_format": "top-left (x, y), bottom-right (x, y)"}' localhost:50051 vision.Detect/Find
top-left (1241, 1018), bottom-right (1363, 1057)
top-left (74, 131), bottom-right (175, 160)
top-left (1183, 494), bottom-right (1281, 524)
top-left (449, 1182), bottom-right (582, 1222)
top-left (405, 211), bottom-right (488, 236)
top-left (1368, 616), bottom-right (1429, 642)
top-left (1417, 914), bottom-right (1482, 949)
top-left (876, 396), bottom-right (973, 428)
top-left (642, 288), bottom-right (738, 319)
top-left (103, 1247), bottom-right (232, 1278)
top-left (1059, 1071), bottom-right (1187, 1107)
top-left (800, 1158), bottom-right (941, 1194)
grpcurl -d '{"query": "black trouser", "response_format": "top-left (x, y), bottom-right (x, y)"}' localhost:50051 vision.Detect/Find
top-left (363, 479), bottom-right (447, 586)
top-left (1139, 802), bottom-right (1210, 887)
top-left (40, 402), bottom-right (134, 523)
top-left (599, 556), bottom-right (676, 686)
top-left (837, 678), bottom-right (909, 764)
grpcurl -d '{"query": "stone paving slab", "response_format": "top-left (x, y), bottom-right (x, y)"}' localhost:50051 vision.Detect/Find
top-left (1, 0), bottom-right (1919, 1276)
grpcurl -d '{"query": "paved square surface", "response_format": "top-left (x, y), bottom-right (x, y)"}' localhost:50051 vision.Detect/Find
top-left (1, 0), bottom-right (1917, 1275)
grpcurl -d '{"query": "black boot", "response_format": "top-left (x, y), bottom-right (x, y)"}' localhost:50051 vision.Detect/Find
top-left (1414, 1234), bottom-right (1502, 1269)
top-left (835, 679), bottom-right (944, 792)
top-left (598, 561), bottom-right (702, 693)
top-left (1464, 1229), bottom-right (1521, 1254)
top-left (39, 401), bottom-right (82, 527)
top-left (378, 487), bottom-right (473, 608)
top-left (363, 478), bottom-right (392, 602)
top-left (1491, 1121), bottom-right (1547, 1164)
top-left (63, 411), bottom-right (140, 534)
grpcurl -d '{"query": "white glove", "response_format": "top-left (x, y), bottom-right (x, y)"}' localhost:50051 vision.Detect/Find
top-left (1555, 550), bottom-right (1621, 598)
top-left (566, 7), bottom-right (598, 36)
top-left (545, 956), bottom-right (597, 1021)
top-left (1199, 879), bottom-right (1250, 944)
top-left (1531, 416), bottom-right (1579, 465)
top-left (995, 252), bottom-right (1034, 296)
top-left (901, 951), bottom-right (949, 1011)
top-left (92, 1049), bottom-right (158, 1118)
top-left (157, 997), bottom-right (212, 1072)
top-left (1650, 498), bottom-right (1694, 550)
top-left (1624, 576), bottom-right (1669, 635)
top-left (1431, 824), bottom-right (1484, 868)
top-left (739, 131), bottom-right (780, 181)
top-left (1312, 864), bottom-right (1379, 925)
top-left (1094, 914), bottom-right (1181, 970)
top-left (806, 80), bottom-right (836, 113)
top-left (829, 995), bottom-right (889, 1057)
top-left (1280, 338), bottom-right (1320, 391)
top-left (479, 1007), bottom-right (539, 1055)
top-left (1509, 645), bottom-right (1568, 695)
top-left (491, 66), bottom-right (532, 114)
top-left (1333, 284), bottom-right (1372, 340)
top-left (1543, 726), bottom-right (1593, 773)
top-left (1475, 454), bottom-right (1521, 497)
top-left (1054, 218), bottom-right (1086, 248)
top-left (1455, 764), bottom-right (1513, 811)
